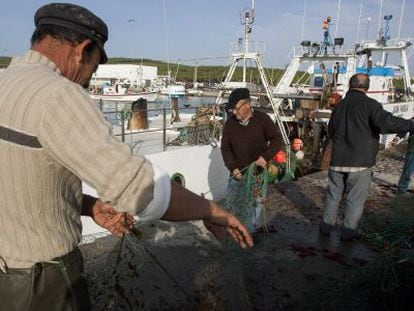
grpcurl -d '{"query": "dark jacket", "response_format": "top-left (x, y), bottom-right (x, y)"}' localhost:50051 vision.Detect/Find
top-left (221, 110), bottom-right (282, 172)
top-left (396, 118), bottom-right (414, 154)
top-left (329, 89), bottom-right (413, 167)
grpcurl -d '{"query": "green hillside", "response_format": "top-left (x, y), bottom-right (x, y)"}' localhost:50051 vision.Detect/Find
top-left (0, 56), bottom-right (11, 68)
top-left (2, 55), bottom-right (412, 87)
top-left (107, 57), bottom-right (290, 84)
top-left (0, 55), bottom-right (296, 85)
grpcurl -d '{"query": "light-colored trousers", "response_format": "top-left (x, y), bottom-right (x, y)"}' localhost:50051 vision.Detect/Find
top-left (323, 168), bottom-right (372, 230)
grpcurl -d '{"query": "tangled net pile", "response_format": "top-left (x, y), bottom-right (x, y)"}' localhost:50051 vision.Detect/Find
top-left (169, 106), bottom-right (222, 146)
top-left (222, 162), bottom-right (269, 234)
top-left (304, 198), bottom-right (414, 310)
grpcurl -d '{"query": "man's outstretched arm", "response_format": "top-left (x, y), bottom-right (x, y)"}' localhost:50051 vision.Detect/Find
top-left (161, 182), bottom-right (254, 249)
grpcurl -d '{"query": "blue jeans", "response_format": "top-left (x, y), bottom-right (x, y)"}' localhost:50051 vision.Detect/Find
top-left (323, 168), bottom-right (372, 230)
top-left (398, 148), bottom-right (414, 193)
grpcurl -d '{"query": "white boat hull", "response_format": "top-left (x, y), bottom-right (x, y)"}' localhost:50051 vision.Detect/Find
top-left (90, 92), bottom-right (159, 102)
top-left (381, 100), bottom-right (414, 147)
top-left (81, 144), bottom-right (229, 240)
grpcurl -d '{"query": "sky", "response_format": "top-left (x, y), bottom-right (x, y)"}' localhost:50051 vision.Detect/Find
top-left (1, 0), bottom-right (413, 71)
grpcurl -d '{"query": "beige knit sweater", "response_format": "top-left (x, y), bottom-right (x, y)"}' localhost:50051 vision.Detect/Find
top-left (0, 51), bottom-right (164, 268)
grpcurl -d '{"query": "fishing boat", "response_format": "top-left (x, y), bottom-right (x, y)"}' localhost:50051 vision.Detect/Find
top-left (160, 83), bottom-right (186, 97)
top-left (271, 14), bottom-right (414, 167)
top-left (90, 91), bottom-right (159, 103)
top-left (89, 64), bottom-right (161, 102)
top-left (90, 80), bottom-right (160, 103)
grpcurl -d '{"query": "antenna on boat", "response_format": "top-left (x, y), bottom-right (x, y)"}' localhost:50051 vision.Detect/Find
top-left (377, 0), bottom-right (383, 38)
top-left (300, 0), bottom-right (308, 42)
top-left (334, 0), bottom-right (342, 38)
top-left (381, 14), bottom-right (392, 65)
top-left (365, 16), bottom-right (371, 40)
top-left (383, 15), bottom-right (392, 45)
top-left (240, 0), bottom-right (255, 83)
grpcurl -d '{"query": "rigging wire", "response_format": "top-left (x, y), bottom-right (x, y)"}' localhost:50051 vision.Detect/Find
top-left (300, 0), bottom-right (307, 43)
top-left (356, 2), bottom-right (363, 43)
top-left (397, 0), bottom-right (406, 39)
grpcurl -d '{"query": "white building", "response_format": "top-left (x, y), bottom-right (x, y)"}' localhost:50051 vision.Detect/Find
top-left (91, 64), bottom-right (158, 89)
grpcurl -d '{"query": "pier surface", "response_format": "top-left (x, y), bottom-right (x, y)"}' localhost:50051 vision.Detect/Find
top-left (81, 142), bottom-right (414, 310)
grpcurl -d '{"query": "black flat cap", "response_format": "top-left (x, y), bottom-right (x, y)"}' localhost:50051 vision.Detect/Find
top-left (227, 88), bottom-right (250, 111)
top-left (34, 3), bottom-right (108, 63)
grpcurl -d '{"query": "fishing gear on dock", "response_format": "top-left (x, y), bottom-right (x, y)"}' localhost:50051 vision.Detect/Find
top-left (169, 105), bottom-right (222, 146)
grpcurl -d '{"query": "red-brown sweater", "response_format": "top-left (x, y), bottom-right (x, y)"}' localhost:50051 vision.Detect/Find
top-left (221, 110), bottom-right (282, 172)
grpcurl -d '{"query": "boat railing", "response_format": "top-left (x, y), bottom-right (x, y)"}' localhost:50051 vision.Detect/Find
top-left (230, 40), bottom-right (265, 56)
top-left (294, 40), bottom-right (349, 58)
top-left (359, 38), bottom-right (413, 50)
top-left (97, 102), bottom-right (223, 153)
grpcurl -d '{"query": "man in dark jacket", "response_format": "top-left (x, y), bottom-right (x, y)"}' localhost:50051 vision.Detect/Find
top-left (320, 73), bottom-right (414, 240)
top-left (221, 88), bottom-right (282, 232)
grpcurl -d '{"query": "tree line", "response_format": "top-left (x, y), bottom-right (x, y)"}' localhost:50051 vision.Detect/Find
top-left (0, 56), bottom-right (410, 89)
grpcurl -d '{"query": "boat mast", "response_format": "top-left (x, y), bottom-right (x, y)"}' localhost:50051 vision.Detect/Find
top-left (216, 0), bottom-right (292, 173)
top-left (381, 15), bottom-right (392, 65)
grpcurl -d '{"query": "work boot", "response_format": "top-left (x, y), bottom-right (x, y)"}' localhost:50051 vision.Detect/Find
top-left (340, 227), bottom-right (362, 241)
top-left (319, 222), bottom-right (335, 236)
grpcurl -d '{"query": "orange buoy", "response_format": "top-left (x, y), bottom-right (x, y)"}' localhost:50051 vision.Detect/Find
top-left (273, 150), bottom-right (286, 163)
top-left (328, 93), bottom-right (341, 107)
top-left (292, 138), bottom-right (303, 151)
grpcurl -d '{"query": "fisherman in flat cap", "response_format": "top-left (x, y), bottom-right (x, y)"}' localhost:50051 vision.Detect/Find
top-left (0, 3), bottom-right (253, 310)
top-left (221, 88), bottom-right (283, 233)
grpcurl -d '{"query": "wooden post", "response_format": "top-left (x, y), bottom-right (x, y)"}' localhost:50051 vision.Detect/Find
top-left (163, 108), bottom-right (167, 151)
top-left (171, 97), bottom-right (180, 124)
top-left (129, 98), bottom-right (149, 129)
top-left (121, 117), bottom-right (125, 142)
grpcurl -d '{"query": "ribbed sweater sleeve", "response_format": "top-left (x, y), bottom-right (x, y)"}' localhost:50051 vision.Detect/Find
top-left (0, 51), bottom-right (171, 269)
